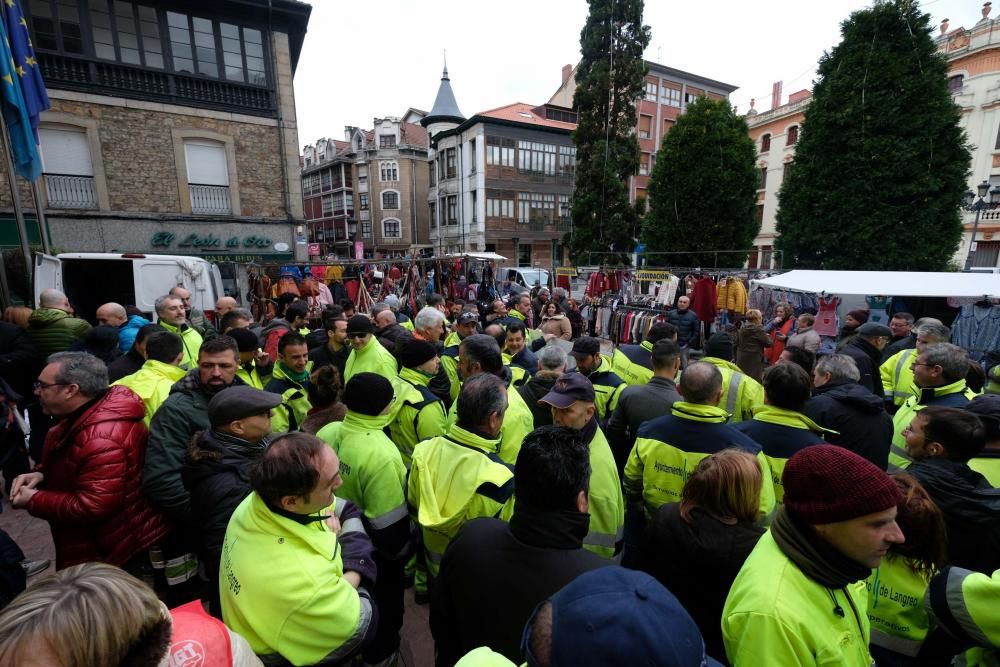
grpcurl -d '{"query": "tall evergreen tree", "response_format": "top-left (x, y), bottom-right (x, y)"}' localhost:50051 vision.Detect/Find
top-left (644, 97), bottom-right (758, 267)
top-left (570, 0), bottom-right (650, 265)
top-left (776, 0), bottom-right (971, 270)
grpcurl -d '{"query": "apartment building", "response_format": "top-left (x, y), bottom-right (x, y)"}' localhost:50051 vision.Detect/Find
top-left (2, 0), bottom-right (310, 263)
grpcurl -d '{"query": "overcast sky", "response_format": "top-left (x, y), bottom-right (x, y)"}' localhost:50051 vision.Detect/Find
top-left (293, 0), bottom-right (974, 150)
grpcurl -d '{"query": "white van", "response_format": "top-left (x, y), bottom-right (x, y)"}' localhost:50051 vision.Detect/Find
top-left (33, 253), bottom-right (224, 323)
top-left (503, 267), bottom-right (551, 292)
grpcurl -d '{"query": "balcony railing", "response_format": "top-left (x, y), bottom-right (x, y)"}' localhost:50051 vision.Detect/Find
top-left (190, 184), bottom-right (231, 214)
top-left (44, 173), bottom-right (96, 209)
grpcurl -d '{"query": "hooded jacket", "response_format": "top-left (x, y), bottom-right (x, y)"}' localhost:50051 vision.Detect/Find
top-left (263, 362), bottom-right (312, 433)
top-left (926, 566), bottom-right (1000, 656)
top-left (890, 379), bottom-right (977, 471)
top-left (29, 386), bottom-right (170, 569)
top-left (606, 376), bottom-right (681, 473)
top-left (107, 347), bottom-right (145, 383)
top-left (220, 493), bottom-right (373, 666)
top-left (734, 406), bottom-right (830, 504)
top-left (446, 367), bottom-right (535, 465)
top-left (580, 422), bottom-right (625, 560)
top-left (805, 380), bottom-right (893, 470)
top-left (344, 335), bottom-right (398, 383)
top-left (843, 337), bottom-right (885, 401)
top-left (517, 369), bottom-right (560, 429)
top-left (624, 402), bottom-right (776, 519)
top-left (158, 320), bottom-right (204, 370)
top-left (118, 314), bottom-right (151, 352)
top-left (407, 424), bottom-right (515, 578)
top-left (881, 348), bottom-right (918, 408)
top-left (145, 369), bottom-right (245, 523)
top-left (642, 504), bottom-right (764, 664)
top-left (181, 427), bottom-right (266, 616)
top-left (259, 317), bottom-right (292, 362)
top-left (581, 355), bottom-right (625, 423)
top-left (389, 367), bottom-right (448, 468)
top-left (112, 359), bottom-right (187, 426)
top-left (700, 356), bottom-right (765, 423)
top-left (317, 410), bottom-right (409, 558)
top-left (907, 458), bottom-right (1000, 573)
top-left (25, 307), bottom-right (91, 357)
top-left (611, 340), bottom-right (656, 386)
top-left (722, 531), bottom-right (873, 666)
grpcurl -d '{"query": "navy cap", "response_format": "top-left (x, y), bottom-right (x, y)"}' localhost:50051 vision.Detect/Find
top-left (570, 336), bottom-right (600, 358)
top-left (208, 386), bottom-right (282, 428)
top-left (539, 372), bottom-right (595, 409)
top-left (522, 568), bottom-right (721, 667)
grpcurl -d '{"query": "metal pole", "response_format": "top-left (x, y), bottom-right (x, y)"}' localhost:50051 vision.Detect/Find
top-left (30, 179), bottom-right (50, 254)
top-left (0, 110), bottom-right (34, 299)
top-left (964, 203), bottom-right (983, 271)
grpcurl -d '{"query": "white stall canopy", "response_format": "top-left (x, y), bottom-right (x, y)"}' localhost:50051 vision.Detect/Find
top-left (751, 270), bottom-right (1000, 298)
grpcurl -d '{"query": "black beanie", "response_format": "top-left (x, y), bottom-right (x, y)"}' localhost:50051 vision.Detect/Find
top-left (344, 372), bottom-right (394, 416)
top-left (347, 314), bottom-right (375, 336)
top-left (398, 338), bottom-right (438, 368)
top-left (228, 327), bottom-right (260, 353)
top-left (705, 333), bottom-right (734, 360)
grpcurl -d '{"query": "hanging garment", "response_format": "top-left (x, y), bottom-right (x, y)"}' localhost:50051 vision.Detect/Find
top-left (866, 296), bottom-right (891, 325)
top-left (690, 277), bottom-right (718, 325)
top-left (951, 303), bottom-right (1000, 362)
top-left (814, 296), bottom-right (840, 337)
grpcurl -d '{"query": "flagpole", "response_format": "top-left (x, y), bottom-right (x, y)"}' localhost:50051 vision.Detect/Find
top-left (0, 107), bottom-right (35, 297)
top-left (29, 177), bottom-right (48, 254)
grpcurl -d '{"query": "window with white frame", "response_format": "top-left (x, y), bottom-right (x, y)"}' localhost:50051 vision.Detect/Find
top-left (379, 160), bottom-right (399, 181)
top-left (382, 190), bottom-right (399, 209)
top-left (321, 194), bottom-right (333, 216)
top-left (361, 221), bottom-right (372, 237)
top-left (486, 189), bottom-right (514, 218)
top-left (184, 139), bottom-right (230, 214)
top-left (486, 136), bottom-right (515, 166)
top-left (382, 218), bottom-right (401, 238)
top-left (39, 126), bottom-right (96, 209)
top-left (359, 193), bottom-right (369, 210)
top-left (645, 81), bottom-right (657, 101)
top-left (661, 85), bottom-right (681, 107)
top-left (518, 141), bottom-right (557, 175)
top-left (447, 195), bottom-right (457, 224)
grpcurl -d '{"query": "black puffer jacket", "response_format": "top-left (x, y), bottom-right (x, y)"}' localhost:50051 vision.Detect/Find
top-left (843, 338), bottom-right (885, 400)
top-left (804, 380), bottom-right (893, 470)
top-left (518, 371), bottom-right (560, 429)
top-left (181, 428), bottom-right (266, 617)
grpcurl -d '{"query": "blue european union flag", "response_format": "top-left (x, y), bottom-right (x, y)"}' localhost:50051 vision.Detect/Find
top-left (2, 0), bottom-right (48, 137)
top-left (0, 20), bottom-right (40, 180)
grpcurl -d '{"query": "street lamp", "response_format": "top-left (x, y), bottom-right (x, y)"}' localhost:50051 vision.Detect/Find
top-left (962, 179), bottom-right (1000, 270)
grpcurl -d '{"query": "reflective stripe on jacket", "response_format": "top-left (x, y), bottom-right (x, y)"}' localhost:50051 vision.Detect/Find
top-left (611, 341), bottom-right (655, 386)
top-left (890, 380), bottom-right (977, 471)
top-left (584, 355), bottom-right (626, 421)
top-left (390, 367), bottom-right (449, 468)
top-left (866, 556), bottom-right (932, 658)
top-left (701, 356), bottom-right (764, 422)
top-left (880, 349), bottom-right (918, 407)
top-left (926, 565), bottom-right (1000, 650)
top-left (581, 425), bottom-right (625, 560)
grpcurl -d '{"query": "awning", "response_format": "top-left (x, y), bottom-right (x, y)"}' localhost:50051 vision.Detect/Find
top-left (750, 270), bottom-right (1000, 298)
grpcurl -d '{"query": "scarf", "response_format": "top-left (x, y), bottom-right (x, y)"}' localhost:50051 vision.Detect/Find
top-left (211, 429), bottom-right (270, 458)
top-left (770, 506), bottom-right (872, 589)
top-left (279, 362), bottom-right (311, 386)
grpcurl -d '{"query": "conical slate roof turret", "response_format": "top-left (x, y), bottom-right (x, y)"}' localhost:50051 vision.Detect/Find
top-left (421, 59), bottom-right (465, 128)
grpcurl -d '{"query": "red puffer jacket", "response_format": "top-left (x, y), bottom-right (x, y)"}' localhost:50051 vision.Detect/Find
top-left (29, 386), bottom-right (171, 569)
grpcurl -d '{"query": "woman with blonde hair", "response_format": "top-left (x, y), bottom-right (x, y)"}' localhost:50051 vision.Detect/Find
top-left (0, 562), bottom-right (262, 666)
top-left (735, 309), bottom-right (772, 382)
top-left (866, 474), bottom-right (948, 667)
top-left (763, 302), bottom-right (796, 366)
top-left (640, 449), bottom-right (766, 665)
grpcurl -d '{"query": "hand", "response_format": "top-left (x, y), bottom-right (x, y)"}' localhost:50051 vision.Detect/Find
top-left (343, 571), bottom-right (361, 589)
top-left (773, 317), bottom-right (782, 324)
top-left (254, 350), bottom-right (271, 366)
top-left (10, 486), bottom-right (37, 509)
top-left (10, 472), bottom-right (42, 499)
top-left (325, 513), bottom-right (342, 534)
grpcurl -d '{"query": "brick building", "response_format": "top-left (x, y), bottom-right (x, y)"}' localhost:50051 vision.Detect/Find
top-left (0, 0), bottom-right (310, 263)
top-left (301, 116), bottom-right (430, 259)
top-left (547, 60), bottom-right (737, 205)
top-left (423, 66), bottom-right (575, 270)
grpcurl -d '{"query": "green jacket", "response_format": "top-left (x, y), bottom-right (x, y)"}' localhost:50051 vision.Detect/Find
top-left (344, 335), bottom-right (397, 382)
top-left (264, 362), bottom-right (312, 433)
top-left (969, 453), bottom-right (1000, 487)
top-left (866, 555), bottom-right (933, 658)
top-left (927, 566), bottom-right (1000, 660)
top-left (722, 531), bottom-right (873, 666)
top-left (581, 424), bottom-right (625, 560)
top-left (25, 307), bottom-right (91, 357)
top-left (159, 320), bottom-right (204, 370)
top-left (624, 402), bottom-right (776, 520)
top-left (611, 340), bottom-right (655, 386)
top-left (111, 359), bottom-right (186, 426)
top-left (390, 367), bottom-right (449, 468)
top-left (236, 360), bottom-right (269, 390)
top-left (890, 379), bottom-right (978, 471)
top-left (701, 356), bottom-right (764, 422)
top-left (584, 355), bottom-right (625, 422)
top-left (317, 411), bottom-right (409, 557)
top-left (220, 493), bottom-right (368, 666)
top-left (441, 332), bottom-right (465, 403)
top-left (880, 348), bottom-right (918, 408)
top-left (407, 424), bottom-right (515, 578)
top-left (446, 371), bottom-right (536, 465)
top-left (145, 370), bottom-right (245, 522)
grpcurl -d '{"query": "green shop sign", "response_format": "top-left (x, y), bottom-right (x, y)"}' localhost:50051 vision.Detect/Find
top-left (150, 232), bottom-right (273, 249)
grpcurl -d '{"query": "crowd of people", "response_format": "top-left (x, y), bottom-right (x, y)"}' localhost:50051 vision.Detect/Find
top-left (0, 281), bottom-right (997, 666)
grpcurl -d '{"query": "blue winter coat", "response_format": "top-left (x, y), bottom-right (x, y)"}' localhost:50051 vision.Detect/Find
top-left (119, 314), bottom-right (151, 352)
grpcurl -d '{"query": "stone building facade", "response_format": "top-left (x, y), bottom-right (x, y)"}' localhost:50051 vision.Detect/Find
top-left (1, 0), bottom-right (310, 263)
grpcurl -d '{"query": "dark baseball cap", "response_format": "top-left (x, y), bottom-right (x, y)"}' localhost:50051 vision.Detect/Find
top-left (346, 314), bottom-right (375, 336)
top-left (856, 322), bottom-right (892, 337)
top-left (539, 372), bottom-right (596, 409)
top-left (208, 386), bottom-right (282, 428)
top-left (522, 568), bottom-right (722, 667)
top-left (570, 336), bottom-right (600, 358)
top-left (227, 327), bottom-right (260, 353)
top-left (458, 311), bottom-right (479, 325)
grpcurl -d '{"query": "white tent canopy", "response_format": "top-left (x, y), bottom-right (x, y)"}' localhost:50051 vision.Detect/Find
top-left (750, 270), bottom-right (1000, 298)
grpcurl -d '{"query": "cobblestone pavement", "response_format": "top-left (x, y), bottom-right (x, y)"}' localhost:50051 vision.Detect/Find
top-left (0, 505), bottom-right (435, 667)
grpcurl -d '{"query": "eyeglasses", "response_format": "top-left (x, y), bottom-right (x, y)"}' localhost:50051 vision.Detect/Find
top-left (34, 380), bottom-right (70, 390)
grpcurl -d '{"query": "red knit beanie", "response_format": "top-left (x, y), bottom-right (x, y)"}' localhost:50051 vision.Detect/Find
top-left (847, 309), bottom-right (870, 325)
top-left (783, 445), bottom-right (902, 524)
